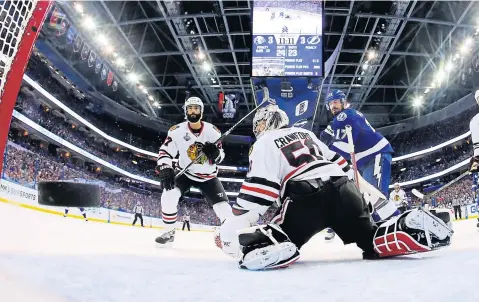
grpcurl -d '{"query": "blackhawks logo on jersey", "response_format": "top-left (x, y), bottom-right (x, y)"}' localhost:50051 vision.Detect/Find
top-left (187, 142), bottom-right (208, 164)
top-left (393, 194), bottom-right (400, 201)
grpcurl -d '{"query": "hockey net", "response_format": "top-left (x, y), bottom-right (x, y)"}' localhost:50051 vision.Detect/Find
top-left (0, 1), bottom-right (51, 176)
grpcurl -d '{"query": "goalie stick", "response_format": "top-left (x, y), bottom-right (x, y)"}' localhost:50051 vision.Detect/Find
top-left (175, 87), bottom-right (272, 180)
top-left (411, 170), bottom-right (470, 200)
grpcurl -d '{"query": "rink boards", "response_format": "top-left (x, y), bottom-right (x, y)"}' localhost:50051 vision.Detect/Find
top-left (0, 179), bottom-right (215, 231)
top-left (0, 179), bottom-right (477, 230)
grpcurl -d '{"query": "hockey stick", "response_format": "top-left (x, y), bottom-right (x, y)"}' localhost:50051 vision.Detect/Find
top-left (411, 170), bottom-right (470, 200)
top-left (345, 125), bottom-right (360, 188)
top-left (174, 87), bottom-right (272, 180)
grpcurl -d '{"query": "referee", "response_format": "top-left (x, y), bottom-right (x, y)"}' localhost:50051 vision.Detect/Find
top-left (132, 202), bottom-right (144, 227)
top-left (182, 214), bottom-right (190, 231)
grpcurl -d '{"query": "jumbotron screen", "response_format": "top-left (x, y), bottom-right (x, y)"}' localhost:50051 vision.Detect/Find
top-left (251, 0), bottom-right (324, 77)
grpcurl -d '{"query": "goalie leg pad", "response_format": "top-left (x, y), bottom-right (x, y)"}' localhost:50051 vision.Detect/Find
top-left (373, 209), bottom-right (453, 258)
top-left (238, 224), bottom-right (300, 271)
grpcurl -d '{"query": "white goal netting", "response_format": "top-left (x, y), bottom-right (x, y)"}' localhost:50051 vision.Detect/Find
top-left (0, 0), bottom-right (39, 99)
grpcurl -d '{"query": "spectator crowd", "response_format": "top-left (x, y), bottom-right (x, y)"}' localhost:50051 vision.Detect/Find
top-left (2, 52), bottom-right (478, 226)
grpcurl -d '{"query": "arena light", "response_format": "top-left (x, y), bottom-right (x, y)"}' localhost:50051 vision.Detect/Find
top-left (148, 95), bottom-right (154, 101)
top-left (197, 51), bottom-right (205, 60)
top-left (104, 45), bottom-right (114, 54)
top-left (435, 71), bottom-right (445, 84)
top-left (96, 34), bottom-right (108, 46)
top-left (413, 96), bottom-right (423, 107)
top-left (464, 37), bottom-right (473, 47)
top-left (116, 58), bottom-right (125, 67)
top-left (82, 16), bottom-right (95, 30)
top-left (459, 39), bottom-right (472, 54)
top-left (424, 88), bottom-right (430, 94)
top-left (141, 88), bottom-right (148, 94)
top-left (362, 63), bottom-right (369, 70)
top-left (202, 61), bottom-right (212, 72)
top-left (127, 73), bottom-right (140, 83)
top-left (367, 50), bottom-right (377, 60)
top-left (445, 60), bottom-right (454, 72)
top-left (73, 2), bottom-right (84, 14)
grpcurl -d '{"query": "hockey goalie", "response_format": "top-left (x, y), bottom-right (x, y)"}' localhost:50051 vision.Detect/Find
top-left (217, 105), bottom-right (453, 270)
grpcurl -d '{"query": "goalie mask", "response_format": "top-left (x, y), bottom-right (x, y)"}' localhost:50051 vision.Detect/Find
top-left (253, 105), bottom-right (289, 138)
top-left (184, 96), bottom-right (204, 123)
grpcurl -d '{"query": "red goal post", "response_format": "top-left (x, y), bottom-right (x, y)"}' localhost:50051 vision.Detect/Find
top-left (0, 1), bottom-right (52, 176)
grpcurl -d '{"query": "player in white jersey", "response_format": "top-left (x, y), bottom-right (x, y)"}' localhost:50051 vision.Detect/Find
top-left (389, 183), bottom-right (408, 213)
top-left (155, 97), bottom-right (233, 245)
top-left (470, 90), bottom-right (479, 169)
top-left (468, 90), bottom-right (479, 227)
top-left (217, 105), bottom-right (453, 270)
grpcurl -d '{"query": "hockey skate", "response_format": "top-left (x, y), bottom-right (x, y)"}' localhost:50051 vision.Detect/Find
top-left (238, 224), bottom-right (300, 271)
top-left (324, 228), bottom-right (336, 242)
top-left (155, 228), bottom-right (176, 247)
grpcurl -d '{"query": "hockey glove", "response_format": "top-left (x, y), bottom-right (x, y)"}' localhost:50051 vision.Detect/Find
top-left (202, 142), bottom-right (221, 163)
top-left (470, 156), bottom-right (479, 173)
top-left (156, 164), bottom-right (175, 191)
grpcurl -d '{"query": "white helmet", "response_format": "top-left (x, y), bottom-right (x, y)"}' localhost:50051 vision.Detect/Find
top-left (184, 96), bottom-right (204, 122)
top-left (394, 183), bottom-right (400, 190)
top-left (253, 104), bottom-right (289, 138)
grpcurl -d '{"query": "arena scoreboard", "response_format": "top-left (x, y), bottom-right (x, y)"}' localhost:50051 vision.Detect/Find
top-left (251, 0), bottom-right (324, 77)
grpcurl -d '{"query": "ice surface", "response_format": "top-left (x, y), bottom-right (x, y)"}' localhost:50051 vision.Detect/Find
top-left (0, 202), bottom-right (477, 302)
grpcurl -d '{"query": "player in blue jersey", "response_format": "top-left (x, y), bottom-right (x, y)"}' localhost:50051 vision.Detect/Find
top-left (320, 90), bottom-right (399, 240)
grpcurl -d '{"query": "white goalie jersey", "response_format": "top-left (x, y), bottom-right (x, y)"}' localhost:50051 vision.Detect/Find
top-left (157, 121), bottom-right (225, 182)
top-left (389, 189), bottom-right (406, 206)
top-left (234, 127), bottom-right (351, 214)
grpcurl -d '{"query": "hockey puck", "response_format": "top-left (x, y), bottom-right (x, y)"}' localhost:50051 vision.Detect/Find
top-left (38, 181), bottom-right (100, 207)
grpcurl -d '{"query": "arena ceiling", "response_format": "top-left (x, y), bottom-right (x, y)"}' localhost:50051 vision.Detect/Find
top-left (55, 1), bottom-right (479, 135)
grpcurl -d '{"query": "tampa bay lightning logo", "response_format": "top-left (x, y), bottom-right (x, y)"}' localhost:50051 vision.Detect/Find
top-left (307, 36), bottom-right (321, 45)
top-left (293, 119), bottom-right (308, 128)
top-left (337, 112), bottom-right (347, 122)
